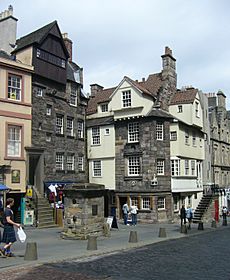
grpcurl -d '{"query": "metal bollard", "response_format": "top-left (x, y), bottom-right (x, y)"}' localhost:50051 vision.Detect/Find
top-left (87, 235), bottom-right (97, 250)
top-left (158, 227), bottom-right (167, 238)
top-left (24, 242), bottom-right (38, 261)
top-left (129, 231), bottom-right (138, 243)
top-left (198, 222), bottom-right (204, 230)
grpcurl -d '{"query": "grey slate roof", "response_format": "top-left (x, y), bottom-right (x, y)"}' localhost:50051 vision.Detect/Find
top-left (87, 116), bottom-right (114, 128)
top-left (147, 108), bottom-right (174, 119)
top-left (0, 50), bottom-right (13, 60)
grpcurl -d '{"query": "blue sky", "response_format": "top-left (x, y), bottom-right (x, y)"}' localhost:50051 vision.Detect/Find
top-left (1, 0), bottom-right (230, 109)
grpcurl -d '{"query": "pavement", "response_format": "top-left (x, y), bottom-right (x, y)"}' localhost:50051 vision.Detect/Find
top-left (0, 219), bottom-right (226, 272)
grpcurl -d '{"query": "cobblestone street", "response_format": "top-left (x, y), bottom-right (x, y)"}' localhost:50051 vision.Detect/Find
top-left (2, 227), bottom-right (230, 280)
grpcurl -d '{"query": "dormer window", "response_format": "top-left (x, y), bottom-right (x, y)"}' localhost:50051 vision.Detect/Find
top-left (101, 103), bottom-right (108, 112)
top-left (122, 90), bottom-right (131, 107)
top-left (178, 105), bottom-right (182, 113)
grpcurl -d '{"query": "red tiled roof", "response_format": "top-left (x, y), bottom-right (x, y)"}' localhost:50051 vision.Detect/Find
top-left (86, 74), bottom-right (163, 115)
top-left (170, 88), bottom-right (198, 105)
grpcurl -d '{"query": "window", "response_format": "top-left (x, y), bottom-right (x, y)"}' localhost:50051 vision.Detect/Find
top-left (191, 160), bottom-right (196, 176)
top-left (56, 153), bottom-right (64, 171)
top-left (128, 156), bottom-right (140, 176)
top-left (56, 115), bottom-right (64, 134)
top-left (36, 87), bottom-right (43, 97)
top-left (92, 127), bottom-right (100, 145)
top-left (195, 102), bottom-right (199, 117)
top-left (142, 197), bottom-right (150, 210)
top-left (171, 159), bottom-right (180, 176)
top-left (78, 120), bottom-right (84, 139)
top-left (78, 156), bottom-right (84, 171)
top-left (170, 131), bottom-right (177, 141)
top-left (131, 197), bottom-right (138, 207)
top-left (101, 103), bottom-right (108, 112)
top-left (188, 195), bottom-right (192, 206)
top-left (70, 89), bottom-right (77, 106)
top-left (157, 197), bottom-right (165, 210)
top-left (156, 123), bottom-right (163, 140)
top-left (8, 74), bottom-right (21, 101)
top-left (46, 105), bottom-right (52, 116)
top-left (93, 160), bottom-right (101, 177)
top-left (128, 122), bottom-right (139, 143)
top-left (105, 128), bottom-right (110, 135)
top-left (7, 125), bottom-right (21, 157)
top-left (36, 48), bottom-right (66, 68)
top-left (185, 130), bottom-right (189, 145)
top-left (178, 105), bottom-right (182, 113)
top-left (157, 160), bottom-right (164, 175)
top-left (122, 90), bottom-right (131, 107)
top-left (192, 133), bottom-right (196, 146)
top-left (67, 117), bottom-right (74, 137)
top-left (173, 196), bottom-right (179, 211)
top-left (46, 133), bottom-right (51, 142)
top-left (185, 160), bottom-right (189, 175)
top-left (67, 154), bottom-right (75, 171)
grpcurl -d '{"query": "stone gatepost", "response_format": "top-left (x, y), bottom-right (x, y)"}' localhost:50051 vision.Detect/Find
top-left (61, 183), bottom-right (105, 240)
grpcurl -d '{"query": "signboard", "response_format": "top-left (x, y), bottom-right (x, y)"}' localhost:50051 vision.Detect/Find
top-left (107, 216), bottom-right (113, 229)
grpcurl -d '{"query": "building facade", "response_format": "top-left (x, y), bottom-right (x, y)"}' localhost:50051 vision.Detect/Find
top-left (87, 47), bottom-right (177, 222)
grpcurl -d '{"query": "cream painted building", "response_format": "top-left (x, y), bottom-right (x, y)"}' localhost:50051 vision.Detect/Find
top-left (169, 87), bottom-right (205, 211)
top-left (0, 52), bottom-right (33, 196)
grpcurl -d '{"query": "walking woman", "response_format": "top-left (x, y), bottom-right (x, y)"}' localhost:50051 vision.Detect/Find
top-left (0, 198), bottom-right (20, 257)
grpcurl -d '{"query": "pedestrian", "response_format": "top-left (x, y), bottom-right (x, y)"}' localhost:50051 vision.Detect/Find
top-left (122, 202), bottom-right (129, 225)
top-left (130, 204), bottom-right (138, 226)
top-left (180, 205), bottom-right (186, 227)
top-left (186, 205), bottom-right (193, 229)
top-left (0, 198), bottom-right (20, 257)
top-left (222, 206), bottom-right (228, 226)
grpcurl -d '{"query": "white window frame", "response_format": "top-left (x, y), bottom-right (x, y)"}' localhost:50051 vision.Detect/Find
top-left (191, 160), bottom-right (196, 176)
top-left (37, 87), bottom-right (43, 97)
top-left (92, 127), bottom-right (100, 145)
top-left (142, 197), bottom-right (150, 210)
top-left (122, 90), bottom-right (131, 107)
top-left (128, 156), bottom-right (140, 176)
top-left (7, 125), bottom-right (21, 157)
top-left (56, 115), bottom-right (64, 134)
top-left (46, 105), bottom-right (52, 116)
top-left (78, 120), bottom-right (84, 139)
top-left (171, 159), bottom-right (180, 176)
top-left (93, 160), bottom-right (102, 177)
top-left (131, 197), bottom-right (138, 207)
top-left (66, 154), bottom-right (75, 171)
top-left (178, 105), bottom-right (182, 113)
top-left (185, 159), bottom-right (189, 175)
top-left (156, 123), bottom-right (163, 140)
top-left (70, 89), bottom-right (77, 106)
top-left (8, 74), bottom-right (22, 101)
top-left (56, 153), bottom-right (64, 171)
top-left (105, 128), bottom-right (110, 135)
top-left (78, 156), bottom-right (84, 171)
top-left (185, 130), bottom-right (189, 145)
top-left (157, 159), bottom-right (164, 175)
top-left (128, 122), bottom-right (139, 143)
top-left (67, 117), bottom-right (74, 137)
top-left (157, 197), bottom-right (165, 210)
top-left (170, 131), bottom-right (177, 141)
top-left (101, 103), bottom-right (108, 112)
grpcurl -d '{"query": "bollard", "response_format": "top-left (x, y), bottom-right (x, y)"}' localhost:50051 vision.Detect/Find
top-left (198, 222), bottom-right (204, 230)
top-left (24, 242), bottom-right (38, 261)
top-left (128, 231), bottom-right (138, 243)
top-left (87, 236), bottom-right (97, 250)
top-left (222, 218), bottom-right (227, 226)
top-left (103, 223), bottom-right (111, 237)
top-left (158, 227), bottom-right (167, 238)
top-left (211, 220), bottom-right (217, 228)
top-left (180, 224), bottom-right (187, 234)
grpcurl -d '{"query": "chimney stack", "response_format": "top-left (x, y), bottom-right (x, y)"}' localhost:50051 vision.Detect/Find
top-left (0, 5), bottom-right (18, 54)
top-left (62, 33), bottom-right (73, 61)
top-left (90, 84), bottom-right (104, 97)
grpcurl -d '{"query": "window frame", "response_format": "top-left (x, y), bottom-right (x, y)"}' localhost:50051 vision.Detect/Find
top-left (128, 122), bottom-right (139, 143)
top-left (56, 153), bottom-right (64, 171)
top-left (93, 160), bottom-right (102, 177)
top-left (8, 74), bottom-right (22, 101)
top-left (92, 126), bottom-right (100, 145)
top-left (142, 197), bottom-right (151, 210)
top-left (66, 154), bottom-right (75, 171)
top-left (156, 123), bottom-right (163, 140)
top-left (66, 117), bottom-right (74, 137)
top-left (77, 120), bottom-right (84, 139)
top-left (171, 159), bottom-right (180, 176)
top-left (157, 159), bottom-right (165, 175)
top-left (122, 90), bottom-right (131, 108)
top-left (56, 115), bottom-right (64, 135)
top-left (128, 156), bottom-right (140, 176)
top-left (7, 124), bottom-right (22, 158)
top-left (157, 197), bottom-right (166, 210)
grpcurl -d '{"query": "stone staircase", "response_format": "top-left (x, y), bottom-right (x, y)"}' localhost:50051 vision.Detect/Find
top-left (193, 194), bottom-right (213, 223)
top-left (33, 188), bottom-right (57, 228)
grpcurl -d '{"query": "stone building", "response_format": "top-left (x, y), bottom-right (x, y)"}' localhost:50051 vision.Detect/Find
top-left (11, 21), bottom-right (88, 196)
top-left (86, 47), bottom-right (177, 222)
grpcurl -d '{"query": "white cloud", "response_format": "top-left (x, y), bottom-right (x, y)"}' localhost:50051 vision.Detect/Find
top-left (1, 0), bottom-right (230, 108)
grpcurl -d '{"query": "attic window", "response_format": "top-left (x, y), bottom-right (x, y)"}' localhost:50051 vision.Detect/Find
top-left (178, 105), bottom-right (182, 113)
top-left (101, 103), bottom-right (108, 112)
